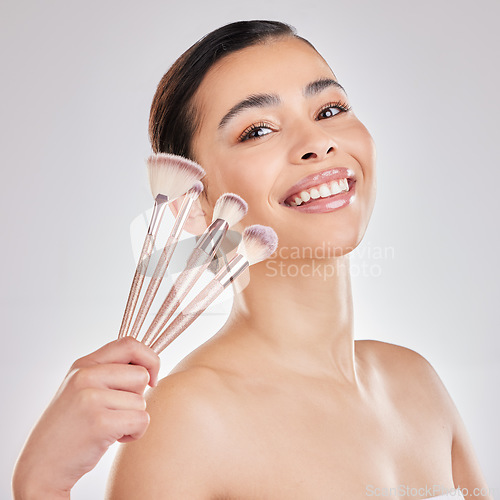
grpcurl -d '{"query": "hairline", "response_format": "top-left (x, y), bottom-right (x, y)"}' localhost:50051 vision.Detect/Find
top-left (186, 33), bottom-right (319, 161)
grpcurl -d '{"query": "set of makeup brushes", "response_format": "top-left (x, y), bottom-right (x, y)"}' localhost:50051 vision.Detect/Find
top-left (117, 153), bottom-right (278, 355)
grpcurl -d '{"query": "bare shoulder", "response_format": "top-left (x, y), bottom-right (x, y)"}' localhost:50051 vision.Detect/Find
top-left (107, 358), bottom-right (235, 499)
top-left (150, 359), bottom-right (235, 411)
top-left (356, 339), bottom-right (443, 377)
top-left (356, 340), bottom-right (490, 490)
top-left (355, 339), bottom-right (457, 415)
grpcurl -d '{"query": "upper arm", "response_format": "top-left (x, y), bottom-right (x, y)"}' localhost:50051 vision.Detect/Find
top-left (413, 354), bottom-right (491, 494)
top-left (399, 346), bottom-right (491, 496)
top-left (369, 341), bottom-right (491, 496)
top-left (106, 369), bottom-right (229, 499)
top-left (450, 407), bottom-right (491, 497)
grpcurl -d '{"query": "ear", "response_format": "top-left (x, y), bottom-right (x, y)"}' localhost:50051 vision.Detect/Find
top-left (169, 195), bottom-right (208, 235)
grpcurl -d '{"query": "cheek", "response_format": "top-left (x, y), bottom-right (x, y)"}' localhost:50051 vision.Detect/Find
top-left (353, 125), bottom-right (377, 213)
top-left (203, 150), bottom-right (282, 223)
top-left (231, 151), bottom-right (287, 229)
top-left (229, 166), bottom-right (276, 232)
top-left (342, 121), bottom-right (377, 178)
top-left (192, 130), bottom-right (279, 226)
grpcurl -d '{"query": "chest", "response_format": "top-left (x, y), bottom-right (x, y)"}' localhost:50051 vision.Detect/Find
top-left (216, 386), bottom-right (454, 499)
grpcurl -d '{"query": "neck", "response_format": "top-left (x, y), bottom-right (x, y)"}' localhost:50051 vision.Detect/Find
top-left (226, 254), bottom-right (357, 383)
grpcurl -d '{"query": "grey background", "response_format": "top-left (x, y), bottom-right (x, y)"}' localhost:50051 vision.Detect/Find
top-left (1, 0), bottom-right (498, 497)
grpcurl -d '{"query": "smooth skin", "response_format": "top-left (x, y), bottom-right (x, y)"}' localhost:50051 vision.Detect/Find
top-left (12, 338), bottom-right (160, 500)
top-left (107, 37), bottom-right (489, 499)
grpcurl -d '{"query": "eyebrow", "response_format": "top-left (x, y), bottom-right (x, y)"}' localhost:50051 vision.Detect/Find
top-left (217, 78), bottom-right (347, 130)
top-left (303, 78), bottom-right (347, 97)
top-left (218, 94), bottom-right (280, 129)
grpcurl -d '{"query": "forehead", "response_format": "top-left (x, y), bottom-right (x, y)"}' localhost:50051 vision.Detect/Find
top-left (192, 37), bottom-right (336, 129)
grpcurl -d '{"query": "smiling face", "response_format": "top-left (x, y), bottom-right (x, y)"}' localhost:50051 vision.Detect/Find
top-left (191, 36), bottom-right (376, 257)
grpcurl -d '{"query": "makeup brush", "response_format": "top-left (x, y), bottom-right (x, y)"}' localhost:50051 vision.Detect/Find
top-left (128, 181), bottom-right (204, 339)
top-left (142, 193), bottom-right (248, 346)
top-left (150, 224), bottom-right (278, 355)
top-left (117, 154), bottom-right (205, 338)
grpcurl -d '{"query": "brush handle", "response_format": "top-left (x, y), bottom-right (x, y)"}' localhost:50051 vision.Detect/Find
top-left (128, 234), bottom-right (177, 338)
top-left (151, 279), bottom-right (225, 354)
top-left (118, 234), bottom-right (155, 338)
top-left (129, 194), bottom-right (196, 338)
top-left (142, 247), bottom-right (211, 345)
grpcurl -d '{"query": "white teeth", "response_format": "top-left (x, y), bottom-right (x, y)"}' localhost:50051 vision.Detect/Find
top-left (310, 188), bottom-right (320, 199)
top-left (330, 180), bottom-right (342, 195)
top-left (300, 191), bottom-right (311, 202)
top-left (287, 177), bottom-right (351, 206)
top-left (319, 184), bottom-right (331, 198)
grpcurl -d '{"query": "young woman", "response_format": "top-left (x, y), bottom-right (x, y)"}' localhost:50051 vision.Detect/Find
top-left (107, 21), bottom-right (490, 498)
top-left (13, 20), bottom-right (491, 499)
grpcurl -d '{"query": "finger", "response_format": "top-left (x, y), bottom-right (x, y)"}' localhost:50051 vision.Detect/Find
top-left (108, 409), bottom-right (150, 442)
top-left (79, 388), bottom-right (146, 412)
top-left (69, 364), bottom-right (151, 394)
top-left (73, 337), bottom-right (160, 387)
top-left (105, 391), bottom-right (146, 412)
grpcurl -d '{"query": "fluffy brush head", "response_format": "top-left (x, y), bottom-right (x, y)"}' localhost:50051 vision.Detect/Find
top-left (188, 180), bottom-right (204, 199)
top-left (212, 193), bottom-right (248, 227)
top-left (147, 153), bottom-right (205, 200)
top-left (238, 225), bottom-right (278, 265)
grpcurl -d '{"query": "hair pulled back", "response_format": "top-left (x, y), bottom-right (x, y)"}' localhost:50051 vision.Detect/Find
top-left (149, 20), bottom-right (302, 159)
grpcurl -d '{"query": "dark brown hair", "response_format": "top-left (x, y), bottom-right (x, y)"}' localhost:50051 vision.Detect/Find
top-left (149, 20), bottom-right (308, 159)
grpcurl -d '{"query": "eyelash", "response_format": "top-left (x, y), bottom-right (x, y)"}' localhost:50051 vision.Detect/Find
top-left (315, 100), bottom-right (352, 120)
top-left (237, 122), bottom-right (273, 142)
top-left (237, 100), bottom-right (352, 143)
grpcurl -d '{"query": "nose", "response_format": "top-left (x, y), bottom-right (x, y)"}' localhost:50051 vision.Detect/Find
top-left (288, 122), bottom-right (338, 164)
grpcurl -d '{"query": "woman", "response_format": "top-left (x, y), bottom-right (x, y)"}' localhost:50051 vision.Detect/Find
top-left (107, 21), bottom-right (490, 498)
top-left (13, 20), bottom-right (490, 499)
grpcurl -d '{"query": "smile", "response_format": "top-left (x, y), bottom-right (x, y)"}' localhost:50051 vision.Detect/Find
top-left (281, 168), bottom-right (357, 214)
top-left (285, 178), bottom-right (351, 206)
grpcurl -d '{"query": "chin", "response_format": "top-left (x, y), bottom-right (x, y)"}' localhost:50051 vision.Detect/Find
top-left (273, 217), bottom-right (369, 260)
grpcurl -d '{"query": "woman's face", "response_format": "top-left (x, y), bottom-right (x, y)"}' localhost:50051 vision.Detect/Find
top-left (191, 37), bottom-right (376, 257)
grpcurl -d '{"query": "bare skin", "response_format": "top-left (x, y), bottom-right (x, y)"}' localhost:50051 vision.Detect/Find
top-left (108, 339), bottom-right (485, 498)
top-left (13, 338), bottom-right (160, 500)
top-left (107, 38), bottom-right (490, 499)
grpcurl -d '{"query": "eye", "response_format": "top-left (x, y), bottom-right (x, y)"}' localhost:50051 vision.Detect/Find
top-left (238, 122), bottom-right (274, 142)
top-left (316, 100), bottom-right (351, 121)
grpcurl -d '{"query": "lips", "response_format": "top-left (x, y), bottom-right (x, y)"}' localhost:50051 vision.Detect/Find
top-left (280, 168), bottom-right (356, 208)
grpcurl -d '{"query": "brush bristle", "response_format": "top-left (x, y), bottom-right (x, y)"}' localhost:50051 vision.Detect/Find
top-left (238, 225), bottom-right (278, 265)
top-left (212, 193), bottom-right (248, 227)
top-left (147, 153), bottom-right (205, 200)
top-left (188, 180), bottom-right (204, 199)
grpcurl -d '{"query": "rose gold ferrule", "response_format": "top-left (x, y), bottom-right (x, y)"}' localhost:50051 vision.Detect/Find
top-left (216, 254), bottom-right (249, 288)
top-left (195, 218), bottom-right (228, 256)
top-left (169, 193), bottom-right (196, 241)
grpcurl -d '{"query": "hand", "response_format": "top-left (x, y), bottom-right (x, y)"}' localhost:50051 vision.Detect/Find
top-left (12, 337), bottom-right (160, 500)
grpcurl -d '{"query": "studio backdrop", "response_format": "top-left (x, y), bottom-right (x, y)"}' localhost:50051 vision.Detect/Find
top-left (1, 0), bottom-right (498, 498)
